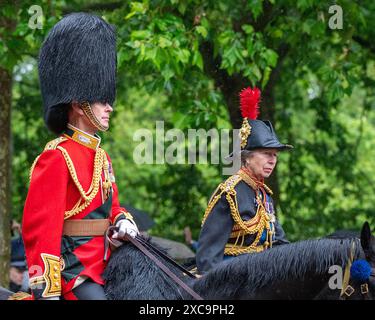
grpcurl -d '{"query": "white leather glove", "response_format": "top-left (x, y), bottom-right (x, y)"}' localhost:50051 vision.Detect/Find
top-left (112, 219), bottom-right (139, 240)
top-left (40, 296), bottom-right (60, 300)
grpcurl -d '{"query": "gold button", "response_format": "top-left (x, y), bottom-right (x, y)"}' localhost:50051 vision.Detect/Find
top-left (54, 282), bottom-right (60, 287)
top-left (53, 266), bottom-right (58, 271)
top-left (54, 273), bottom-right (59, 279)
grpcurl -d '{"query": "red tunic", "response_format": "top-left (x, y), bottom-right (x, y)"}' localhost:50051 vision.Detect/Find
top-left (22, 126), bottom-right (132, 299)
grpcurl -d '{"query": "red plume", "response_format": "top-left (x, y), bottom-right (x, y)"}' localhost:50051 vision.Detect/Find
top-left (239, 87), bottom-right (261, 120)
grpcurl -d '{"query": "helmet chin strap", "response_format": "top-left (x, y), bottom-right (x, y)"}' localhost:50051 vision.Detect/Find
top-left (80, 101), bottom-right (109, 132)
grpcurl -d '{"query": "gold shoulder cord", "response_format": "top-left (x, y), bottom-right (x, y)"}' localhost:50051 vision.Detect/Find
top-left (28, 137), bottom-right (112, 220)
top-left (224, 190), bottom-right (271, 255)
top-left (201, 171), bottom-right (273, 256)
top-left (58, 146), bottom-right (110, 219)
top-left (201, 175), bottom-right (242, 226)
top-left (29, 137), bottom-right (68, 182)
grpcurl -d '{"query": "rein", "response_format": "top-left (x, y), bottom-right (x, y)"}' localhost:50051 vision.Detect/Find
top-left (105, 227), bottom-right (203, 300)
top-left (134, 235), bottom-right (197, 279)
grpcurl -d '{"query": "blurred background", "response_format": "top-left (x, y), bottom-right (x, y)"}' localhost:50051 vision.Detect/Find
top-left (1, 0), bottom-right (375, 286)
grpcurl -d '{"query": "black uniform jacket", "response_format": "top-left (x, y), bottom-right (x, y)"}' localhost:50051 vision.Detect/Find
top-left (196, 179), bottom-right (289, 273)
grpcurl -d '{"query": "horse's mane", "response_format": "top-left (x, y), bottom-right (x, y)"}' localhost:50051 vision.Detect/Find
top-left (104, 237), bottom-right (364, 300)
top-left (103, 237), bottom-right (192, 300)
top-left (194, 238), bottom-right (362, 297)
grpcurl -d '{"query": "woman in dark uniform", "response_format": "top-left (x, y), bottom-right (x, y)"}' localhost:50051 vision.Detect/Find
top-left (196, 87), bottom-right (291, 273)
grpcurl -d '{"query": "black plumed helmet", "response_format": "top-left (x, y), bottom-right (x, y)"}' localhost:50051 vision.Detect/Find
top-left (244, 119), bottom-right (293, 150)
top-left (239, 87), bottom-right (293, 151)
top-left (38, 12), bottom-right (117, 134)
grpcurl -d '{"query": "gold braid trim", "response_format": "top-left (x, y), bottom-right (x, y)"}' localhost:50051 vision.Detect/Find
top-left (28, 137), bottom-right (112, 220)
top-left (29, 156), bottom-right (40, 183)
top-left (224, 188), bottom-right (271, 256)
top-left (8, 292), bottom-right (33, 300)
top-left (58, 146), bottom-right (111, 220)
top-left (238, 169), bottom-right (273, 195)
top-left (29, 137), bottom-right (68, 183)
top-left (239, 118), bottom-right (251, 149)
top-left (201, 171), bottom-right (274, 257)
top-left (201, 175), bottom-right (242, 226)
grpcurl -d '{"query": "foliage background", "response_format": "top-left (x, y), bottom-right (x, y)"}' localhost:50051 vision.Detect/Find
top-left (3, 0), bottom-right (375, 245)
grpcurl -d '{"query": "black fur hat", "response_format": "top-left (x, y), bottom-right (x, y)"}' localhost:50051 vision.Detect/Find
top-left (38, 12), bottom-right (117, 134)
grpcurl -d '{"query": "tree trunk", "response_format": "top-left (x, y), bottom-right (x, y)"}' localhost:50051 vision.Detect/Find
top-left (0, 67), bottom-right (12, 288)
top-left (199, 41), bottom-right (246, 129)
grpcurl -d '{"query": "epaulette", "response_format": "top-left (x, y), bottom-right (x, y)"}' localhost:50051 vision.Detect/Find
top-left (43, 136), bottom-right (68, 151)
top-left (221, 174), bottom-right (242, 192)
top-left (29, 137), bottom-right (68, 183)
top-left (201, 174), bottom-right (243, 226)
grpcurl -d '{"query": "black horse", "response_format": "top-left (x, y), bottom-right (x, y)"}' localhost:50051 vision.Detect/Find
top-left (103, 222), bottom-right (375, 300)
top-left (1, 222), bottom-right (374, 300)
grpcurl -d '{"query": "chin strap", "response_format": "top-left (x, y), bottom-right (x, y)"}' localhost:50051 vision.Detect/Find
top-left (80, 101), bottom-right (109, 132)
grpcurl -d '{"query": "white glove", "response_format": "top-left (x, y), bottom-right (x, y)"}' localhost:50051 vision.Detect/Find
top-left (40, 296), bottom-right (60, 300)
top-left (112, 219), bottom-right (139, 240)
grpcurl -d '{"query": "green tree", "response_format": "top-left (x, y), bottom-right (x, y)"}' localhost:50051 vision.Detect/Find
top-left (0, 0), bottom-right (61, 287)
top-left (107, 0), bottom-right (375, 239)
top-left (4, 1), bottom-right (375, 277)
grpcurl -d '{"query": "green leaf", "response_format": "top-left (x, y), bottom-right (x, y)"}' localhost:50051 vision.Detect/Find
top-left (242, 24), bottom-right (254, 34)
top-left (131, 30), bottom-right (152, 40)
top-left (271, 29), bottom-right (283, 38)
top-left (158, 36), bottom-right (173, 48)
top-left (125, 11), bottom-right (137, 20)
top-left (249, 0), bottom-right (263, 20)
top-left (261, 66), bottom-right (272, 88)
top-left (145, 46), bottom-right (158, 61)
top-left (161, 67), bottom-right (175, 81)
top-left (125, 1), bottom-right (148, 19)
top-left (175, 48), bottom-right (190, 65)
top-left (117, 48), bottom-right (131, 68)
top-left (296, 0), bottom-right (315, 10)
top-left (178, 1), bottom-right (188, 14)
top-left (244, 64), bottom-right (262, 81)
top-left (192, 51), bottom-right (204, 70)
top-left (263, 49), bottom-right (278, 68)
top-left (196, 26), bottom-right (208, 38)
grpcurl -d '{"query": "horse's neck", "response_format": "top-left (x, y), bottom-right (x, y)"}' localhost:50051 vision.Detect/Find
top-left (193, 239), bottom-right (360, 300)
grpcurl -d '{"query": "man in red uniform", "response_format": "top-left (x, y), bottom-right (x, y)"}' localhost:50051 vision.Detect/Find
top-left (22, 12), bottom-right (139, 300)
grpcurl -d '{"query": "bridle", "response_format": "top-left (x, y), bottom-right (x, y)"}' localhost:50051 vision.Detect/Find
top-left (340, 240), bottom-right (375, 299)
top-left (105, 226), bottom-right (204, 300)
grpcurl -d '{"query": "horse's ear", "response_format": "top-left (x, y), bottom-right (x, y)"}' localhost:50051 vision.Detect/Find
top-left (360, 221), bottom-right (372, 251)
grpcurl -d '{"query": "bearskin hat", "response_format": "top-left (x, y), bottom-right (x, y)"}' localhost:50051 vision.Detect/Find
top-left (38, 12), bottom-right (117, 134)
